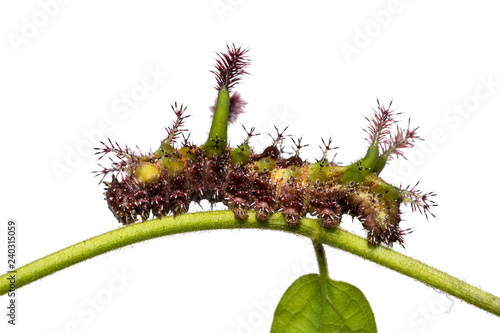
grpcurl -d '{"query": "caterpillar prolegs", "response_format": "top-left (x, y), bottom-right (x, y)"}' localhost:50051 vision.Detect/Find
top-left (95, 44), bottom-right (435, 246)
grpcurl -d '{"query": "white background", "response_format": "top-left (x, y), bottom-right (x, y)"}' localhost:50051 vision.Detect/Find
top-left (1, 0), bottom-right (500, 332)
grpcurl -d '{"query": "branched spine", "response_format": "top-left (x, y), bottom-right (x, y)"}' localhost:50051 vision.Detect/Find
top-left (164, 102), bottom-right (189, 147)
top-left (380, 119), bottom-right (420, 161)
top-left (401, 182), bottom-right (437, 219)
top-left (93, 139), bottom-right (141, 183)
top-left (364, 100), bottom-right (399, 146)
top-left (211, 44), bottom-right (250, 91)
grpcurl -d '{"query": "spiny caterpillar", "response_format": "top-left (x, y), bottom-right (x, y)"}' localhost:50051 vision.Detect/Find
top-left (95, 44), bottom-right (435, 246)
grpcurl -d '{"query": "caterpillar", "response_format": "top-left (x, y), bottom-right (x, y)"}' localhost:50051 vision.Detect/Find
top-left (95, 44), bottom-right (435, 246)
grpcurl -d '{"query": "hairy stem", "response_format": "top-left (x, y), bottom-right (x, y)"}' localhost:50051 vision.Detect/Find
top-left (0, 211), bottom-right (499, 317)
top-left (314, 242), bottom-right (329, 279)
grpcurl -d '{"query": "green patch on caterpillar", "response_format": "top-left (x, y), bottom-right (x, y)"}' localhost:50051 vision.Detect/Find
top-left (95, 44), bottom-right (435, 246)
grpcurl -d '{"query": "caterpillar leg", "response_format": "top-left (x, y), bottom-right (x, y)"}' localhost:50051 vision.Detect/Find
top-left (147, 178), bottom-right (170, 219)
top-left (316, 205), bottom-right (341, 229)
top-left (132, 182), bottom-right (151, 221)
top-left (254, 198), bottom-right (276, 221)
top-left (278, 179), bottom-right (306, 227)
top-left (225, 165), bottom-right (251, 221)
top-left (362, 211), bottom-right (404, 246)
top-left (170, 190), bottom-right (190, 215)
top-left (281, 201), bottom-right (304, 227)
top-left (228, 195), bottom-right (249, 221)
top-left (251, 173), bottom-right (277, 222)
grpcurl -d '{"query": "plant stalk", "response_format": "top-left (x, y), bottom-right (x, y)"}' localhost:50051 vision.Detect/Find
top-left (0, 210), bottom-right (499, 317)
top-left (313, 242), bottom-right (329, 279)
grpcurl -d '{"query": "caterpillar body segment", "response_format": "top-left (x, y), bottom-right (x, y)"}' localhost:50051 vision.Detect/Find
top-left (97, 44), bottom-right (435, 246)
top-left (103, 140), bottom-right (411, 246)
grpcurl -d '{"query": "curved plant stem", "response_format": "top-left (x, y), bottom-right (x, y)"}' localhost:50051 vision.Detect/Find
top-left (1, 210), bottom-right (499, 317)
top-left (313, 242), bottom-right (329, 279)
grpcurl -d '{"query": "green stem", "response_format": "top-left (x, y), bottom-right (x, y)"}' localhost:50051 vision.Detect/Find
top-left (313, 242), bottom-right (329, 279)
top-left (1, 211), bottom-right (499, 317)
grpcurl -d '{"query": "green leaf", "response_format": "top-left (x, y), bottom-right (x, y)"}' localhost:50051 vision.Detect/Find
top-left (271, 274), bottom-right (377, 333)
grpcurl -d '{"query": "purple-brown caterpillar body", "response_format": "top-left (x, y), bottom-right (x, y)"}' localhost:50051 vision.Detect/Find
top-left (95, 44), bottom-right (435, 246)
